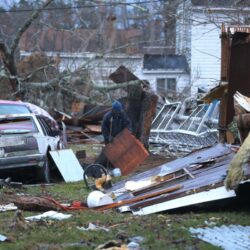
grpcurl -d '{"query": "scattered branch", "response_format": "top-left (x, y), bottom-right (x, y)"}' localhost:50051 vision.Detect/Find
top-left (93, 80), bottom-right (143, 92)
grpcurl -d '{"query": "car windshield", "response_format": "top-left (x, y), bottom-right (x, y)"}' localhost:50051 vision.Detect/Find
top-left (0, 104), bottom-right (31, 115)
top-left (0, 117), bottom-right (38, 134)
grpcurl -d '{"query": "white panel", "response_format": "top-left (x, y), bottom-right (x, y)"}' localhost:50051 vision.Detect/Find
top-left (49, 149), bottom-right (84, 182)
top-left (131, 186), bottom-right (236, 216)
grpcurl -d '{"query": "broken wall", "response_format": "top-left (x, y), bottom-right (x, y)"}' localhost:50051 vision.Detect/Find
top-left (226, 32), bottom-right (250, 125)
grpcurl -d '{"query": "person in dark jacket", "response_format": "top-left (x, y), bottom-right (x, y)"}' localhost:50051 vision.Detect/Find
top-left (94, 101), bottom-right (131, 170)
top-left (102, 100), bottom-right (132, 144)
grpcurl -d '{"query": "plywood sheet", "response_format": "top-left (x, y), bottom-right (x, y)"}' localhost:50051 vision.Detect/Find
top-left (104, 128), bottom-right (149, 175)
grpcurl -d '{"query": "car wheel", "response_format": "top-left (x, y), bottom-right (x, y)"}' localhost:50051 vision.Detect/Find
top-left (39, 157), bottom-right (51, 183)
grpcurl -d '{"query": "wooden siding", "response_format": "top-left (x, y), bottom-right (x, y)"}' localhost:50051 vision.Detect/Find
top-left (191, 15), bottom-right (221, 94)
top-left (175, 2), bottom-right (249, 95)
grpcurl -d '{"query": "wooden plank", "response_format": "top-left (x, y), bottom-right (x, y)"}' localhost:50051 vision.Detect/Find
top-left (104, 128), bottom-right (149, 175)
top-left (84, 124), bottom-right (102, 133)
top-left (97, 184), bottom-right (183, 211)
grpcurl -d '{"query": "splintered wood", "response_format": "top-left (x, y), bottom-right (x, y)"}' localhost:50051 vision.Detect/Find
top-left (104, 128), bottom-right (149, 175)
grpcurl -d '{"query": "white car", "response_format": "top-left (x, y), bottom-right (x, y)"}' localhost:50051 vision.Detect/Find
top-left (0, 113), bottom-right (64, 183)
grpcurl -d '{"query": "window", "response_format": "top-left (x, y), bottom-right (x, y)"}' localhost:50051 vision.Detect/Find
top-left (37, 117), bottom-right (54, 136)
top-left (156, 78), bottom-right (176, 93)
top-left (167, 78), bottom-right (176, 91)
top-left (156, 78), bottom-right (166, 92)
top-left (0, 117), bottom-right (38, 133)
top-left (0, 104), bottom-right (31, 115)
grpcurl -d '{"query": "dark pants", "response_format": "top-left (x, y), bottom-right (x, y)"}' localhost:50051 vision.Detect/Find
top-left (94, 147), bottom-right (114, 169)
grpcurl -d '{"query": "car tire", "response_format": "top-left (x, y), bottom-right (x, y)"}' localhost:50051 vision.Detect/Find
top-left (39, 156), bottom-right (51, 183)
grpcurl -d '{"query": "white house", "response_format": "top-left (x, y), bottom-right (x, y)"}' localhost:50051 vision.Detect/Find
top-left (176, 0), bottom-right (250, 95)
top-left (138, 54), bottom-right (190, 96)
top-left (20, 51), bottom-right (143, 85)
top-left (20, 50), bottom-right (190, 96)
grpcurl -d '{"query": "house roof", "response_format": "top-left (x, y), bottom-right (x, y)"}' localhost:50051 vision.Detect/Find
top-left (19, 27), bottom-right (142, 53)
top-left (143, 54), bottom-right (189, 72)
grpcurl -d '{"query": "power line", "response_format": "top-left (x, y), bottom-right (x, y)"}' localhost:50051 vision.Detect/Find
top-left (0, 0), bottom-right (165, 14)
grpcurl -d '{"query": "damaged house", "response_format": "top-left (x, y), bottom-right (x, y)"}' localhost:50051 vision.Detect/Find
top-left (176, 0), bottom-right (250, 95)
top-left (100, 25), bottom-right (250, 215)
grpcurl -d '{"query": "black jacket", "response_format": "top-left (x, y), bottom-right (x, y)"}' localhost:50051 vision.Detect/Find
top-left (101, 111), bottom-right (131, 143)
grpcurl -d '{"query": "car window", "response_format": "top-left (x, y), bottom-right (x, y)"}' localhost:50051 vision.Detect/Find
top-left (37, 117), bottom-right (54, 136)
top-left (37, 117), bottom-right (47, 135)
top-left (0, 104), bottom-right (31, 115)
top-left (0, 117), bottom-right (38, 134)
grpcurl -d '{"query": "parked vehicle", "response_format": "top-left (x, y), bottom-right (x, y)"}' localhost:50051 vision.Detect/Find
top-left (0, 113), bottom-right (63, 183)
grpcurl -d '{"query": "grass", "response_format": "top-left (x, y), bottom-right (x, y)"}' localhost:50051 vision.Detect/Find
top-left (1, 143), bottom-right (250, 249)
top-left (1, 181), bottom-right (250, 250)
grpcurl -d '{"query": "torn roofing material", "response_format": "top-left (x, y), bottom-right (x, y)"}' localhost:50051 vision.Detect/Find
top-left (106, 144), bottom-right (250, 215)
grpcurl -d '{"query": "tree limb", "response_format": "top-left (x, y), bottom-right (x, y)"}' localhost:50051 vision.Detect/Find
top-left (0, 42), bottom-right (19, 92)
top-left (93, 79), bottom-right (143, 92)
top-left (60, 86), bottom-right (102, 105)
top-left (19, 78), bottom-right (143, 106)
top-left (21, 78), bottom-right (142, 92)
top-left (0, 0), bottom-right (54, 95)
top-left (10, 0), bottom-right (54, 56)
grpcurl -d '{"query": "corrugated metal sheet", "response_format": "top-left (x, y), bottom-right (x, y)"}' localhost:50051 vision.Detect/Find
top-left (105, 144), bottom-right (250, 214)
top-left (190, 225), bottom-right (250, 250)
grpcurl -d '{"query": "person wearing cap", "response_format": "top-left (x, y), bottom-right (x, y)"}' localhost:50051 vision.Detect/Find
top-left (91, 100), bottom-right (132, 174)
top-left (101, 100), bottom-right (132, 145)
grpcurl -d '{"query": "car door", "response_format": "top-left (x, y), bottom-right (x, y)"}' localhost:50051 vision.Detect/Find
top-left (36, 117), bottom-right (60, 151)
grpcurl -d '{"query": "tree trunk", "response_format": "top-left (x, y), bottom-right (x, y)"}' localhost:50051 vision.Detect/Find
top-left (139, 91), bottom-right (158, 149)
top-left (0, 43), bottom-right (19, 94)
top-left (109, 66), bottom-right (158, 147)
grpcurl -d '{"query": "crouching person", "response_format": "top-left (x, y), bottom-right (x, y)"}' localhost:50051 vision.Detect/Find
top-left (95, 100), bottom-right (132, 169)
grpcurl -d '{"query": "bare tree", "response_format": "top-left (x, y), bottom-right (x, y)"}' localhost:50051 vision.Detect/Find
top-left (3, 1), bottom-right (246, 104)
top-left (0, 0), bottom-right (54, 96)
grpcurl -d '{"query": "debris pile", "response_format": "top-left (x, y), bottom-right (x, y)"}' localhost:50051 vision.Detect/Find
top-left (150, 99), bottom-right (219, 153)
top-left (104, 143), bottom-right (248, 215)
top-left (53, 104), bottom-right (110, 145)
